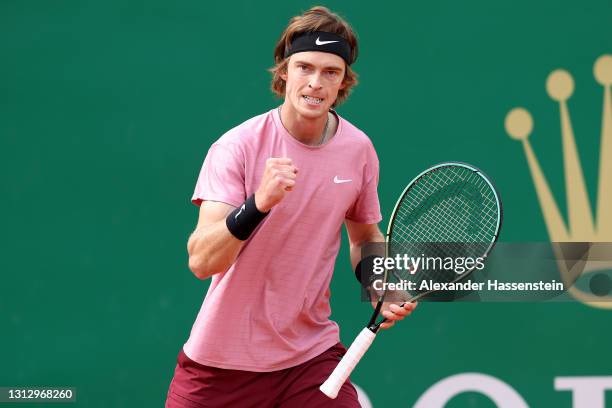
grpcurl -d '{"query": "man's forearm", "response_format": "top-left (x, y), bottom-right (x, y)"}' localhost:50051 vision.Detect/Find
top-left (349, 232), bottom-right (385, 270)
top-left (348, 230), bottom-right (385, 308)
top-left (188, 220), bottom-right (244, 279)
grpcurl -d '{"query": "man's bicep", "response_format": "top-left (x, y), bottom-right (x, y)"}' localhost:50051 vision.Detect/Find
top-left (196, 201), bottom-right (236, 230)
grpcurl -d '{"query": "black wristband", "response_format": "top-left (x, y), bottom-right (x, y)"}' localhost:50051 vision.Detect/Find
top-left (354, 255), bottom-right (382, 287)
top-left (226, 195), bottom-right (270, 240)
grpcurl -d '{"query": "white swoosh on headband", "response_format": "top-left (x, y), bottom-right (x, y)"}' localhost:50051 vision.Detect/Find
top-left (315, 37), bottom-right (339, 45)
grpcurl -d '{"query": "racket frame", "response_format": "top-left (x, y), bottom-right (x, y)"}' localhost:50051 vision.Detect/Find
top-left (372, 162), bottom-right (503, 330)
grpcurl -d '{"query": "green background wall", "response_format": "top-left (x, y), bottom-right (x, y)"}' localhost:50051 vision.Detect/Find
top-left (1, 1), bottom-right (611, 406)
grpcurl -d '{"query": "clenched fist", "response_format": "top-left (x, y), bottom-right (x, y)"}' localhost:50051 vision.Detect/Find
top-left (254, 158), bottom-right (298, 212)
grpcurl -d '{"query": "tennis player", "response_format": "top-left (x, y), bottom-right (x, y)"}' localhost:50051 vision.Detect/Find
top-left (166, 6), bottom-right (416, 407)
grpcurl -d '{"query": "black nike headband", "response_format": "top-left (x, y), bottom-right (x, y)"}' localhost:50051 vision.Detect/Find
top-left (284, 31), bottom-right (354, 65)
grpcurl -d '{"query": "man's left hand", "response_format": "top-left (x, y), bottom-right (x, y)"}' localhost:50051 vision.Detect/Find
top-left (379, 302), bottom-right (418, 330)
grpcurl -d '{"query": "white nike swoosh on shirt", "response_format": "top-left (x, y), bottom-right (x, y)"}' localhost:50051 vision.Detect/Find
top-left (333, 176), bottom-right (352, 184)
top-left (316, 37), bottom-right (339, 45)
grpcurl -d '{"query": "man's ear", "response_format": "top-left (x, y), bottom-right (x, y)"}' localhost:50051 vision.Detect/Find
top-left (279, 59), bottom-right (289, 81)
top-left (280, 70), bottom-right (288, 82)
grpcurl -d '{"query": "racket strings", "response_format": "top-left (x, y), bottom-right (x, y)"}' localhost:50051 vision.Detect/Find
top-left (395, 169), bottom-right (496, 242)
top-left (388, 165), bottom-right (500, 288)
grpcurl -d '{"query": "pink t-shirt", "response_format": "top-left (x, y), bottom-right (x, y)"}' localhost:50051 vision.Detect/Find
top-left (183, 107), bottom-right (382, 371)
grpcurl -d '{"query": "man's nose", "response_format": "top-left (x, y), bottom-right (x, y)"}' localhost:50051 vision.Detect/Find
top-left (308, 73), bottom-right (323, 90)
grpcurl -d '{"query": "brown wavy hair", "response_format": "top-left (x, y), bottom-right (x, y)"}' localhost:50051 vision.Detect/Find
top-left (269, 6), bottom-right (359, 107)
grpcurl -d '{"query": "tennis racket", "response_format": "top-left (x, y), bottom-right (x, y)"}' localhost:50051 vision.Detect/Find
top-left (319, 162), bottom-right (503, 399)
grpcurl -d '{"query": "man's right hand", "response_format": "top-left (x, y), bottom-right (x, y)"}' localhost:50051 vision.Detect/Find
top-left (255, 158), bottom-right (298, 212)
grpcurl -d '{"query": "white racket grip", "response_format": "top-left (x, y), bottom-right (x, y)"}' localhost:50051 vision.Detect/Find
top-left (319, 328), bottom-right (377, 399)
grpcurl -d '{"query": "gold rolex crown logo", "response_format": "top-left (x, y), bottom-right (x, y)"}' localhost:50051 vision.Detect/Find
top-left (504, 54), bottom-right (612, 308)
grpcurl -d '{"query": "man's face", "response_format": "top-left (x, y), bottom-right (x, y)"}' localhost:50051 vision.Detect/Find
top-left (281, 51), bottom-right (346, 119)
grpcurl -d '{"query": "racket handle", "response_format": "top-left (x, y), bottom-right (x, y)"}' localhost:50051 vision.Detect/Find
top-left (319, 328), bottom-right (377, 399)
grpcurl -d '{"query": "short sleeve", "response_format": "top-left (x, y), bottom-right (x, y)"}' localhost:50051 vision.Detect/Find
top-left (191, 143), bottom-right (246, 207)
top-left (345, 142), bottom-right (382, 224)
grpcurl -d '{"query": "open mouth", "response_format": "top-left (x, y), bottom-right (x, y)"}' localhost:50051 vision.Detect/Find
top-left (303, 95), bottom-right (324, 105)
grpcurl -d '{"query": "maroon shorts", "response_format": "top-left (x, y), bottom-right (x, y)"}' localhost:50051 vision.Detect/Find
top-left (165, 343), bottom-right (360, 408)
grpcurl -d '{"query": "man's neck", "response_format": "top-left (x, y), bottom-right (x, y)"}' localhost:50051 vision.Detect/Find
top-left (279, 103), bottom-right (330, 146)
